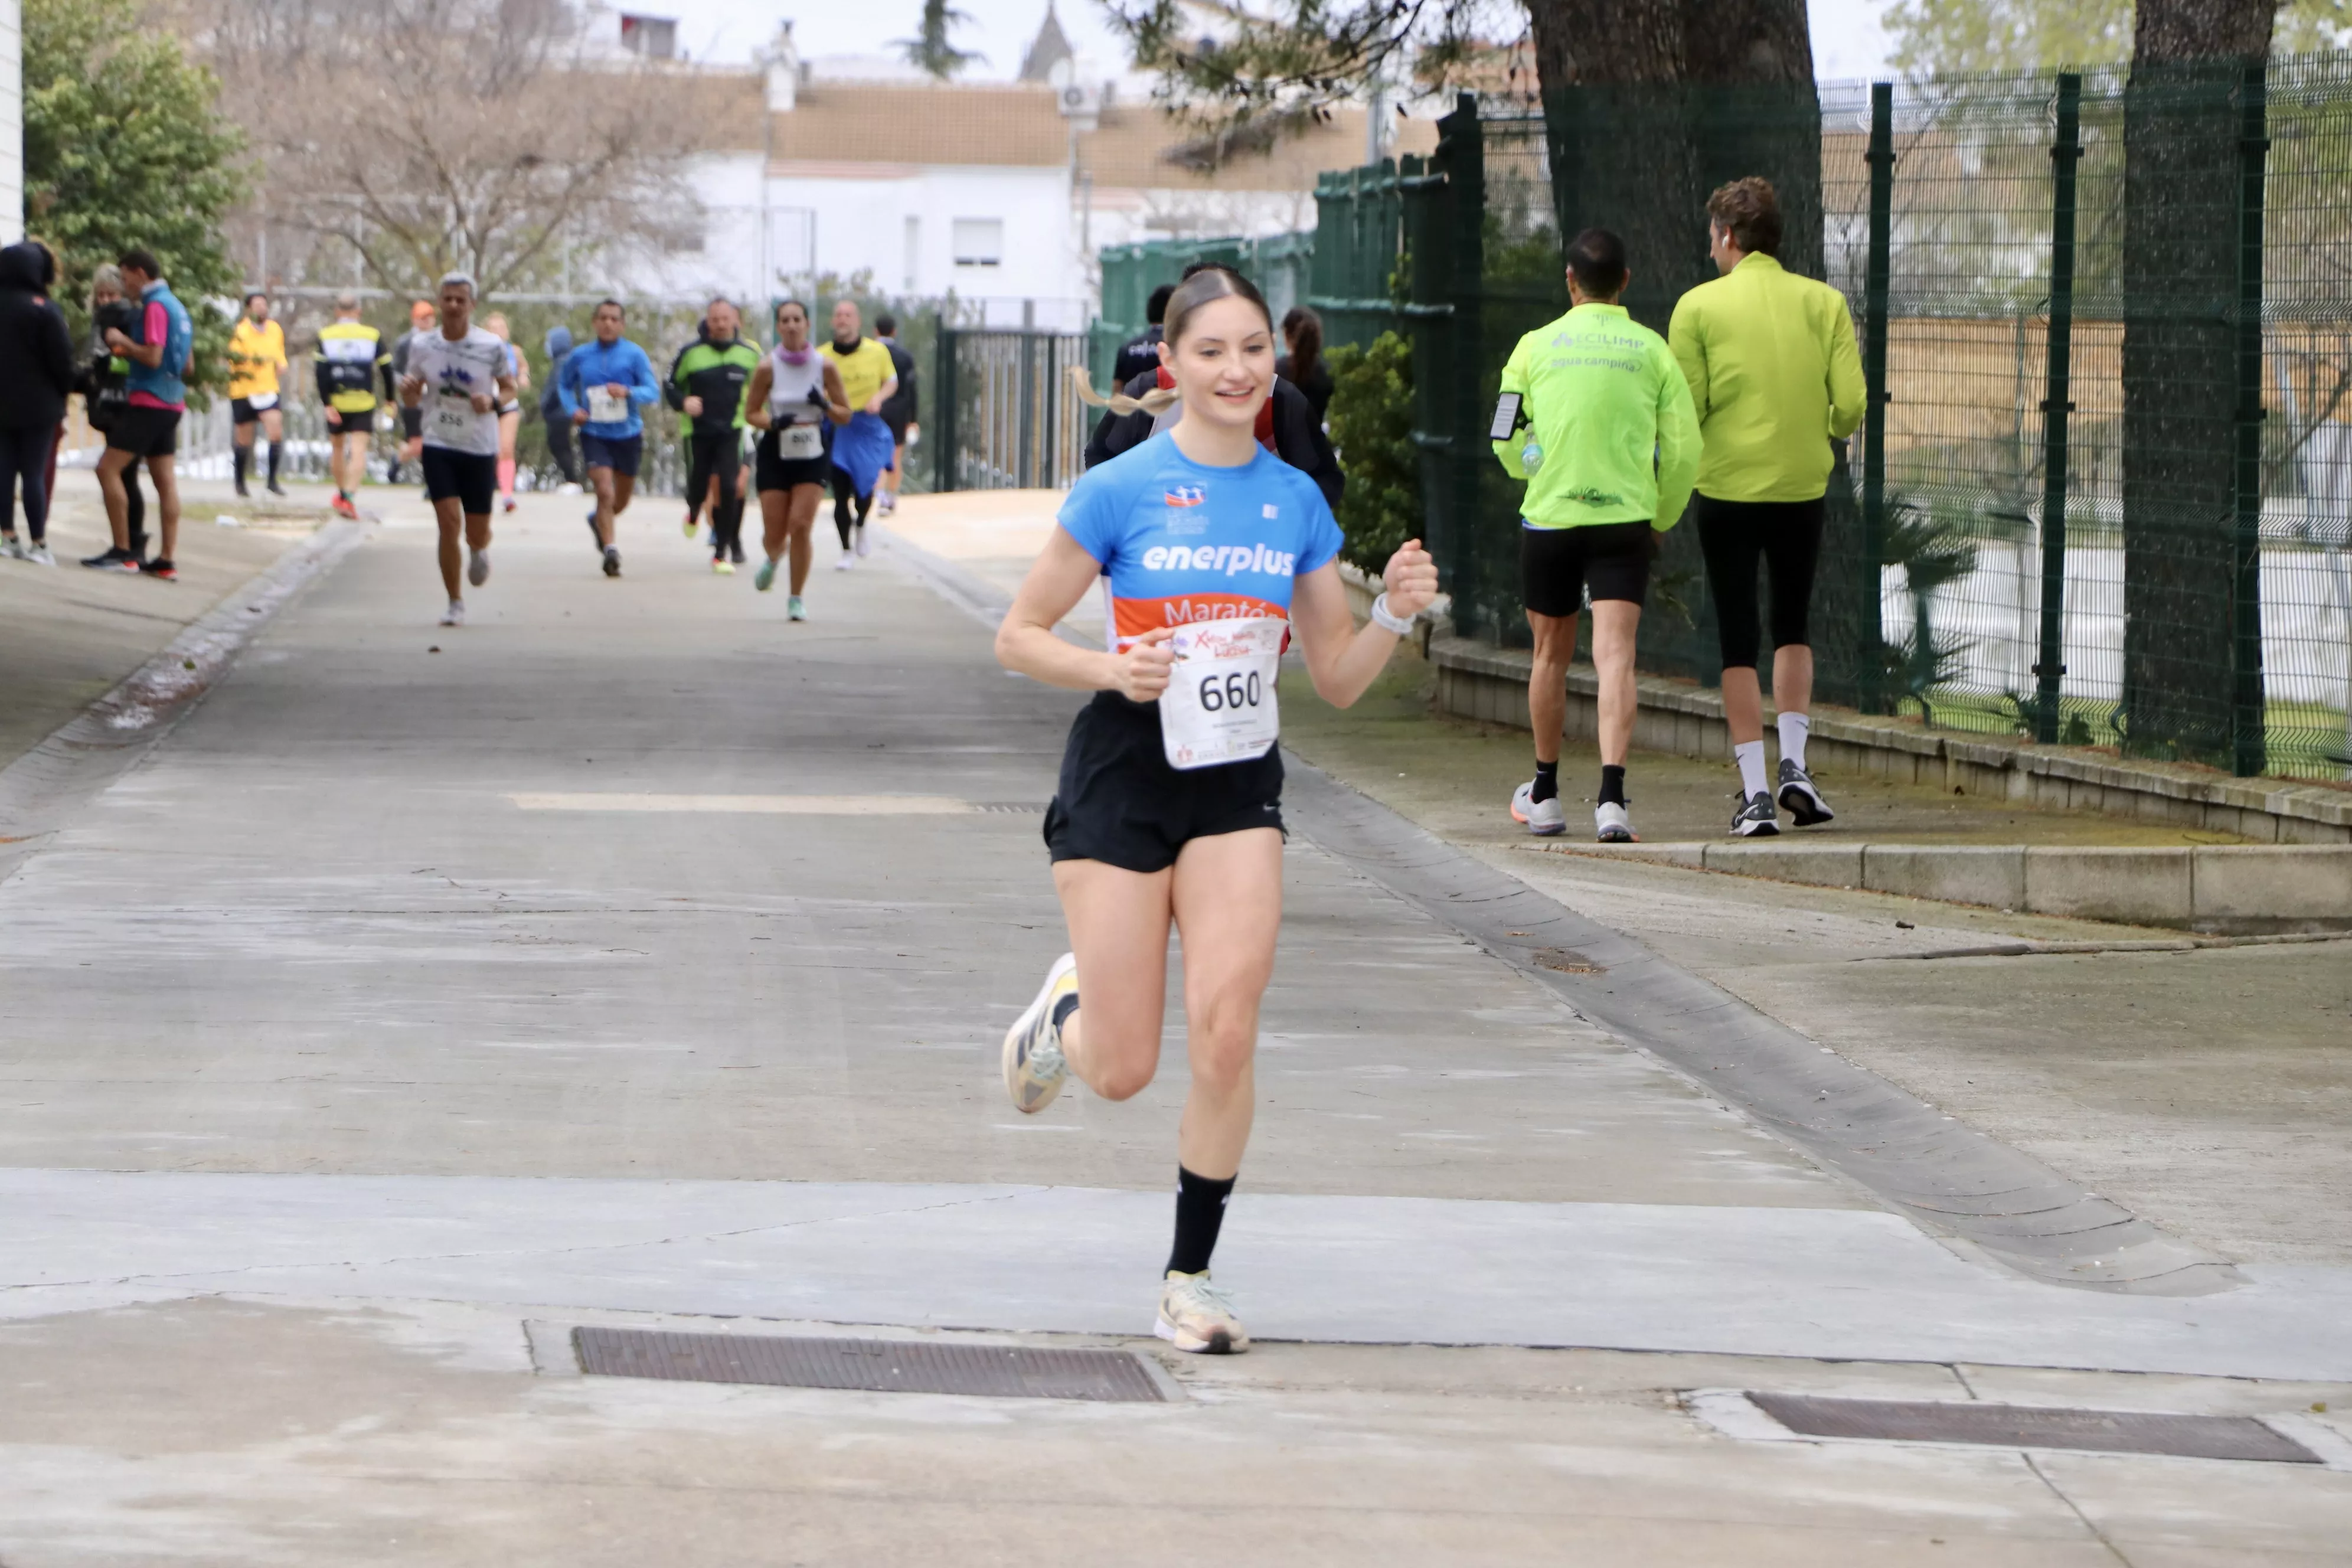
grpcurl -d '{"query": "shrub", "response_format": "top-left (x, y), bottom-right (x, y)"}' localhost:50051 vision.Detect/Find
top-left (1324, 329), bottom-right (1418, 575)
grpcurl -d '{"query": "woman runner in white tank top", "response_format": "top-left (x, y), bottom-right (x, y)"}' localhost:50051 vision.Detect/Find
top-left (743, 300), bottom-right (850, 619)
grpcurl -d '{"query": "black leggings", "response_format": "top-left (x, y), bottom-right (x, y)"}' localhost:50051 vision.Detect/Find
top-left (0, 424), bottom-right (55, 542)
top-left (833, 482), bottom-right (873, 549)
top-left (543, 414), bottom-right (583, 486)
top-left (1694, 495), bottom-right (1825, 670)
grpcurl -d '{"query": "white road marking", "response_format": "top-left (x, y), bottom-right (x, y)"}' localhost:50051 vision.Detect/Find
top-left (508, 793), bottom-right (978, 815)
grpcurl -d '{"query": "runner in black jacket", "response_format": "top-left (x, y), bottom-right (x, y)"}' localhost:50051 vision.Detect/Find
top-left (1082, 367), bottom-right (1344, 514)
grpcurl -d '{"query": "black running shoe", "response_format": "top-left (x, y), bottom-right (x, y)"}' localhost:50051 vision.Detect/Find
top-left (80, 545), bottom-right (136, 571)
top-left (1730, 790), bottom-right (1780, 838)
top-left (143, 557), bottom-right (178, 582)
top-left (1776, 758), bottom-right (1836, 827)
top-left (602, 545), bottom-right (622, 578)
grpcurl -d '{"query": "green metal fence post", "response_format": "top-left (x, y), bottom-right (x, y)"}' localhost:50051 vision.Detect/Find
top-left (2035, 73), bottom-right (2083, 745)
top-left (935, 328), bottom-right (958, 493)
top-left (2231, 61), bottom-right (2271, 777)
top-left (1861, 83), bottom-right (1895, 715)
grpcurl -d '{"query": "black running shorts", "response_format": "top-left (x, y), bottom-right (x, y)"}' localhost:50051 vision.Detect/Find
top-left (105, 404), bottom-right (179, 459)
top-left (1693, 494), bottom-right (1825, 669)
top-left (1043, 691), bottom-right (1286, 874)
top-left (421, 445), bottom-right (498, 515)
top-left (754, 428), bottom-right (830, 492)
top-left (1519, 520), bottom-right (1654, 616)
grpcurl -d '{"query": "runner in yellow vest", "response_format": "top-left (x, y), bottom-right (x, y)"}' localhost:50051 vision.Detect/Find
top-left (819, 299), bottom-right (899, 570)
top-left (227, 292), bottom-right (288, 498)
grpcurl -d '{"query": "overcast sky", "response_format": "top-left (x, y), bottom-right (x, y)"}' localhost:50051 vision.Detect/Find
top-left (651, 0), bottom-right (1899, 86)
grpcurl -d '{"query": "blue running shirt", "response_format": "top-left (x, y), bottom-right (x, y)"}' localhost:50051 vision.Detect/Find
top-left (1058, 432), bottom-right (1345, 648)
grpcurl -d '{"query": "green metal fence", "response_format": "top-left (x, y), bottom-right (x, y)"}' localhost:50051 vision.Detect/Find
top-left (1093, 233), bottom-right (1317, 387)
top-left (1367, 67), bottom-right (2352, 783)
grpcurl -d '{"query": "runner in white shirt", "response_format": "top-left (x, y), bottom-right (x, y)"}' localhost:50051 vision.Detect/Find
top-left (397, 272), bottom-right (515, 627)
top-left (743, 299), bottom-right (851, 621)
top-left (992, 267), bottom-right (1439, 1353)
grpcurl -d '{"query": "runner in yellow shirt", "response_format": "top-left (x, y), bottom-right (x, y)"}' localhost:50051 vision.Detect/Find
top-left (228, 292), bottom-right (289, 498)
top-left (818, 299), bottom-right (898, 570)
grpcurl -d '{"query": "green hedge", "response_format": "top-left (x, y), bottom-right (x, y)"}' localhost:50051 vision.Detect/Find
top-left (1324, 330), bottom-right (1417, 575)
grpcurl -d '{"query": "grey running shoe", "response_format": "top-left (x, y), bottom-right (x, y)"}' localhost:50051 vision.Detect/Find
top-left (1730, 790), bottom-right (1781, 838)
top-left (468, 548), bottom-right (490, 587)
top-left (1157, 1271), bottom-right (1249, 1355)
top-left (1776, 757), bottom-right (1835, 826)
top-left (602, 545), bottom-right (622, 578)
top-left (1594, 801), bottom-right (1635, 842)
top-left (1001, 952), bottom-right (1077, 1113)
top-left (1511, 779), bottom-right (1566, 837)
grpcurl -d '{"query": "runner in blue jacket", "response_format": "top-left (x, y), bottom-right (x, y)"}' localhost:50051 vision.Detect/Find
top-left (557, 299), bottom-right (659, 576)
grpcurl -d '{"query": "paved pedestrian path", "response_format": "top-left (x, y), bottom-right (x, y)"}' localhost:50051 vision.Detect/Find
top-left (1, 486), bottom-right (2347, 1563)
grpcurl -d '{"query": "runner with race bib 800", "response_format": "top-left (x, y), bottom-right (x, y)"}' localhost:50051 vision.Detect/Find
top-left (992, 266), bottom-right (1439, 1355)
top-left (398, 272), bottom-right (514, 627)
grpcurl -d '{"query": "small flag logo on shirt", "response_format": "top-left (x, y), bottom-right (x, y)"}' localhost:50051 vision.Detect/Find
top-left (1164, 485), bottom-right (1206, 508)
top-left (1262, 503), bottom-right (1279, 519)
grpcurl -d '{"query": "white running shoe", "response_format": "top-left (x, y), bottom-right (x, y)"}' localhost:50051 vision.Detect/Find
top-left (440, 599), bottom-right (465, 627)
top-left (24, 544), bottom-right (55, 567)
top-left (1510, 780), bottom-right (1566, 837)
top-left (467, 548), bottom-right (490, 587)
top-left (854, 524), bottom-right (871, 558)
top-left (1776, 758), bottom-right (1837, 827)
top-left (1001, 952), bottom-right (1078, 1114)
top-left (1730, 790), bottom-right (1781, 837)
top-left (1157, 1272), bottom-right (1249, 1355)
top-left (0, 535), bottom-right (21, 560)
top-left (1594, 801), bottom-right (1635, 842)
top-left (787, 594), bottom-right (806, 621)
top-left (877, 490), bottom-right (896, 516)
top-left (834, 552), bottom-right (855, 571)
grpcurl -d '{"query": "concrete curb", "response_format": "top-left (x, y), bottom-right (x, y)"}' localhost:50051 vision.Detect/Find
top-left (1431, 635), bottom-right (2352, 845)
top-left (1522, 839), bottom-right (2352, 932)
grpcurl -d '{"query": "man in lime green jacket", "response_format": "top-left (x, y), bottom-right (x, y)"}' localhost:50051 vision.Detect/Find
top-left (1493, 228), bottom-right (1701, 845)
top-left (1669, 177), bottom-right (1865, 839)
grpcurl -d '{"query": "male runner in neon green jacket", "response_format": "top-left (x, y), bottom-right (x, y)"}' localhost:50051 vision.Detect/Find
top-left (1492, 227), bottom-right (1700, 846)
top-left (1668, 175), bottom-right (1866, 838)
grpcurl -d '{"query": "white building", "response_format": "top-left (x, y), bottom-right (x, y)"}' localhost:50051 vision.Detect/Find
top-left (1, 0), bottom-right (21, 245)
top-left (616, 19), bottom-right (1432, 328)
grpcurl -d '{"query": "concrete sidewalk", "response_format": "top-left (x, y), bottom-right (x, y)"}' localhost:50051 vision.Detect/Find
top-left (0, 486), bottom-right (2347, 1562)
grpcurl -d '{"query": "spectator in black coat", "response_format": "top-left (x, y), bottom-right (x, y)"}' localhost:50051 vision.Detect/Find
top-left (1277, 306), bottom-right (1333, 426)
top-left (0, 241), bottom-right (76, 564)
top-left (1110, 283), bottom-right (1176, 388)
top-left (1082, 364), bottom-right (1345, 514)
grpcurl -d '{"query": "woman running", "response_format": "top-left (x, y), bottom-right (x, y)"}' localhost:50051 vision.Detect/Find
top-left (994, 267), bottom-right (1439, 1354)
top-left (484, 312), bottom-right (529, 512)
top-left (744, 300), bottom-right (850, 622)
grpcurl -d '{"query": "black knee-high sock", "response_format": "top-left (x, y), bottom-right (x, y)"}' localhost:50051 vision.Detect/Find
top-left (232, 444), bottom-right (249, 488)
top-left (834, 487), bottom-right (854, 548)
top-left (267, 440), bottom-right (283, 485)
top-left (1167, 1167), bottom-right (1237, 1277)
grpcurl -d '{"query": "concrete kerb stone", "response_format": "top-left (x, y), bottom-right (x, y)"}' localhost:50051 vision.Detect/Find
top-left (2194, 845), bottom-right (2352, 923)
top-left (1429, 635), bottom-right (2352, 845)
top-left (1865, 845), bottom-right (2027, 912)
top-left (2025, 847), bottom-right (2194, 926)
top-left (1704, 841), bottom-right (1862, 890)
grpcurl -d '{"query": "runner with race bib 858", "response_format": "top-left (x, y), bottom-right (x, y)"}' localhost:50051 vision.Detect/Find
top-left (992, 266), bottom-right (1439, 1355)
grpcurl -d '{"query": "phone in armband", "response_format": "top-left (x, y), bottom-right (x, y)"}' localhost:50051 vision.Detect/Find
top-left (1489, 392), bottom-right (1523, 443)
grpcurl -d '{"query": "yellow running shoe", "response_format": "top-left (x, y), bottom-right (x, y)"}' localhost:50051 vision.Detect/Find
top-left (1001, 952), bottom-right (1077, 1113)
top-left (1157, 1270), bottom-right (1249, 1354)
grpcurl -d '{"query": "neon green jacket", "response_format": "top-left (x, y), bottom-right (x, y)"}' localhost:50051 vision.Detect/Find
top-left (1491, 303), bottom-right (1701, 531)
top-left (1667, 253), bottom-right (1866, 503)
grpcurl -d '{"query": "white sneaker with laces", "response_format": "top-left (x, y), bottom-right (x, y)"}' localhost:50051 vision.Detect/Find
top-left (440, 599), bottom-right (465, 627)
top-left (468, 548), bottom-right (490, 587)
top-left (1510, 779), bottom-right (1566, 837)
top-left (1001, 953), bottom-right (1078, 1113)
top-left (1157, 1271), bottom-right (1249, 1355)
top-left (1594, 801), bottom-right (1635, 842)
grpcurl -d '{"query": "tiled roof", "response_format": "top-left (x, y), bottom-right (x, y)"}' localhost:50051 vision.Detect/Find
top-left (764, 83), bottom-right (1436, 190)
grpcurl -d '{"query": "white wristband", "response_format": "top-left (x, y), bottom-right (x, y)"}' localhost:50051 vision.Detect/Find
top-left (1369, 592), bottom-right (1417, 636)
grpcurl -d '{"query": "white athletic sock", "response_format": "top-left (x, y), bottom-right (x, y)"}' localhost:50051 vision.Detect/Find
top-left (1777, 711), bottom-right (1810, 772)
top-left (1734, 740), bottom-right (1769, 800)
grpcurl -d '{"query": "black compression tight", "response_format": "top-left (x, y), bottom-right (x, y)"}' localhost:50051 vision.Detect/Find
top-left (0, 424), bottom-right (54, 541)
top-left (833, 486), bottom-right (873, 550)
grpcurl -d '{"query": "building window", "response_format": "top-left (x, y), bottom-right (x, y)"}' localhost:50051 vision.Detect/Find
top-left (619, 14), bottom-right (677, 59)
top-left (904, 215), bottom-right (920, 291)
top-left (952, 218), bottom-right (1003, 268)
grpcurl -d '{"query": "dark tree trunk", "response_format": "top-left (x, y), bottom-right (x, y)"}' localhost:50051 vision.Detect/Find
top-left (2119, 0), bottom-right (2276, 765)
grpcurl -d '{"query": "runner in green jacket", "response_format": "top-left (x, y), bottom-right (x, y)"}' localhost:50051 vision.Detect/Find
top-left (667, 299), bottom-right (763, 571)
top-left (1492, 228), bottom-right (1701, 845)
top-left (1668, 176), bottom-right (1866, 837)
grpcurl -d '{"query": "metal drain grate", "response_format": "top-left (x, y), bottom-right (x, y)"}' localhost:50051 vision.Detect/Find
top-left (1747, 1393), bottom-right (2320, 1463)
top-left (573, 1327), bottom-right (1168, 1403)
top-left (973, 802), bottom-right (1048, 814)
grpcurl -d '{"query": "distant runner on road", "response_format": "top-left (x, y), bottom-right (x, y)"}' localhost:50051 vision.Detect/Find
top-left (872, 312), bottom-right (917, 517)
top-left (387, 297), bottom-right (437, 486)
top-left (398, 272), bottom-right (513, 628)
top-left (558, 299), bottom-right (659, 579)
top-left (744, 299), bottom-right (850, 621)
top-left (1494, 228), bottom-right (1700, 845)
top-left (992, 267), bottom-right (1439, 1355)
top-left (818, 299), bottom-right (897, 570)
top-left (666, 297), bottom-right (760, 572)
top-left (316, 293), bottom-right (394, 520)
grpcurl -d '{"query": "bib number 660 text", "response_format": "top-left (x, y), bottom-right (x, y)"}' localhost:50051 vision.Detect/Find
top-left (1197, 671), bottom-right (1263, 713)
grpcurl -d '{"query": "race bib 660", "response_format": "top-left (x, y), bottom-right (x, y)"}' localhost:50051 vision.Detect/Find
top-left (1158, 617), bottom-right (1285, 770)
